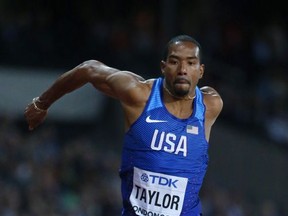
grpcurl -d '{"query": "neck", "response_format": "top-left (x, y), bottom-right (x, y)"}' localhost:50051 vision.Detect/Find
top-left (163, 83), bottom-right (195, 101)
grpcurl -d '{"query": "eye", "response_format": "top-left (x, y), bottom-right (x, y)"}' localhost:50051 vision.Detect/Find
top-left (169, 59), bottom-right (178, 65)
top-left (188, 60), bottom-right (198, 66)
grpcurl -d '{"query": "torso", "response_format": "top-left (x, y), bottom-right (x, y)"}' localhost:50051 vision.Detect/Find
top-left (122, 78), bottom-right (213, 141)
top-left (120, 78), bottom-right (208, 216)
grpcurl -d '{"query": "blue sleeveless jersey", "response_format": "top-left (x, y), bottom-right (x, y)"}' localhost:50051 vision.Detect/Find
top-left (120, 77), bottom-right (208, 216)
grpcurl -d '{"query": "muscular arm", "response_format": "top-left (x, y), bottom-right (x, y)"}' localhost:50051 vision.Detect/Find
top-left (37, 60), bottom-right (145, 109)
top-left (24, 60), bottom-right (145, 130)
top-left (201, 86), bottom-right (223, 141)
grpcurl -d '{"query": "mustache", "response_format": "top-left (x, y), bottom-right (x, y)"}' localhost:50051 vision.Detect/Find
top-left (174, 77), bottom-right (190, 84)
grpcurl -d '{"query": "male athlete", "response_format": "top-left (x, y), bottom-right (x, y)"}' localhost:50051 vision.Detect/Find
top-left (25, 35), bottom-right (223, 215)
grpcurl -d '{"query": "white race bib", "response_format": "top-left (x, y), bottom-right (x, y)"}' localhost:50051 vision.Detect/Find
top-left (130, 167), bottom-right (188, 216)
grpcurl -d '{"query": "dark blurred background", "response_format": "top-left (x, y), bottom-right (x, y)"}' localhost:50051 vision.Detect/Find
top-left (0, 0), bottom-right (288, 215)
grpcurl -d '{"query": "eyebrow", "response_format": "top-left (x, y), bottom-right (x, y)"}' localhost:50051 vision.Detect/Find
top-left (168, 54), bottom-right (198, 60)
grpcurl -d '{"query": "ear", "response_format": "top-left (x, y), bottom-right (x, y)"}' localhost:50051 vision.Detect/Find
top-left (160, 60), bottom-right (166, 75)
top-left (199, 64), bottom-right (205, 79)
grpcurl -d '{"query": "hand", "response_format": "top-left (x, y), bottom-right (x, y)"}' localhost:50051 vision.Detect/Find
top-left (24, 98), bottom-right (48, 131)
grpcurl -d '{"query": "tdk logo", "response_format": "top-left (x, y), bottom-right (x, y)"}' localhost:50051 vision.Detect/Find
top-left (140, 173), bottom-right (178, 188)
top-left (140, 173), bottom-right (149, 182)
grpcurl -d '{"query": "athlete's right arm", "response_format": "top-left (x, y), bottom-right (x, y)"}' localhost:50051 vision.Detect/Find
top-left (24, 60), bottom-right (145, 130)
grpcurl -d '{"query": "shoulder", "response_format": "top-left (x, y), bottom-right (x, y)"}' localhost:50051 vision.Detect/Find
top-left (110, 72), bottom-right (156, 105)
top-left (200, 86), bottom-right (220, 96)
top-left (200, 86), bottom-right (223, 116)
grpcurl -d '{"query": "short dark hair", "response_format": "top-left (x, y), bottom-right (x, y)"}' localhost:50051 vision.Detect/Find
top-left (162, 35), bottom-right (202, 62)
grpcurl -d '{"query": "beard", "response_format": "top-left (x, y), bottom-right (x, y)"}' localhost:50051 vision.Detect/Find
top-left (173, 78), bottom-right (191, 97)
top-left (174, 88), bottom-right (190, 97)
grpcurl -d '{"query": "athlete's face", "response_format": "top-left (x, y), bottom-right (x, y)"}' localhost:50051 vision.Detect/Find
top-left (161, 41), bottom-right (204, 97)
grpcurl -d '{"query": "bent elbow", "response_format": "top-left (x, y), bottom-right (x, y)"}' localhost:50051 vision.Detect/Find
top-left (79, 60), bottom-right (103, 70)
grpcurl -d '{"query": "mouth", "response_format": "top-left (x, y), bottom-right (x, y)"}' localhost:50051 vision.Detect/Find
top-left (174, 77), bottom-right (190, 85)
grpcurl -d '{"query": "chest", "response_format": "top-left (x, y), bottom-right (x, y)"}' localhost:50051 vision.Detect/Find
top-left (164, 101), bottom-right (194, 120)
top-left (127, 109), bottom-right (207, 159)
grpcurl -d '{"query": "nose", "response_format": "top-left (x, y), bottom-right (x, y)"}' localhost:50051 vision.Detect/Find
top-left (178, 62), bottom-right (187, 75)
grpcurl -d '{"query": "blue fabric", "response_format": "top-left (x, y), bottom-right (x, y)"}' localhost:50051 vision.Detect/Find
top-left (120, 77), bottom-right (208, 216)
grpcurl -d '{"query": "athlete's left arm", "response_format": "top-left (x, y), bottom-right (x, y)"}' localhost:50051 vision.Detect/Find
top-left (200, 86), bottom-right (223, 141)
